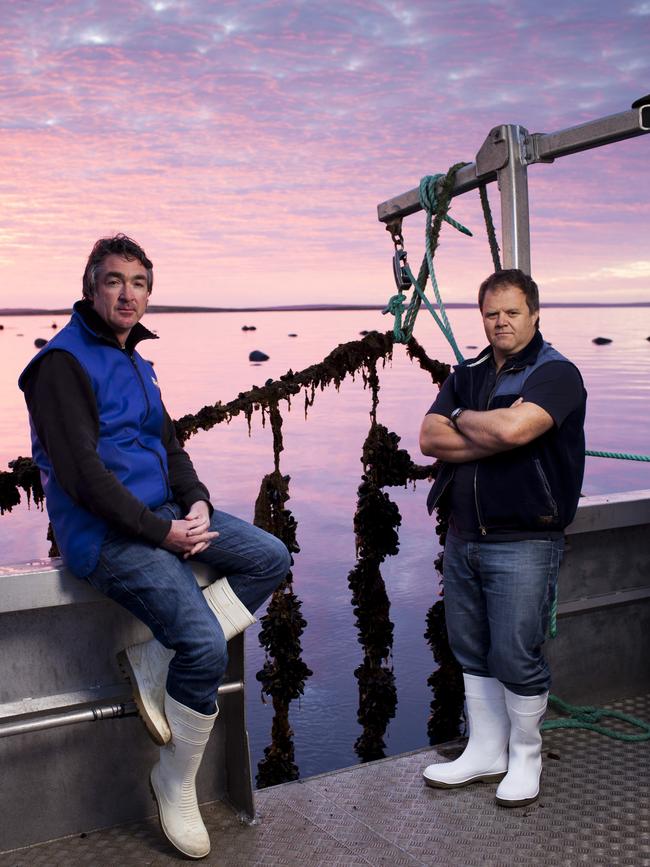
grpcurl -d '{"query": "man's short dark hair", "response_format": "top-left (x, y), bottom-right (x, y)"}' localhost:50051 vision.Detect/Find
top-left (478, 269), bottom-right (539, 315)
top-left (82, 234), bottom-right (153, 300)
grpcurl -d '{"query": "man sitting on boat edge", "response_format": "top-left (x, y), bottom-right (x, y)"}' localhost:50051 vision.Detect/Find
top-left (18, 234), bottom-right (290, 859)
top-left (420, 268), bottom-right (586, 807)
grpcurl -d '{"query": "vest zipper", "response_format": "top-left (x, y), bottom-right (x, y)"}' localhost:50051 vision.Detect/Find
top-left (126, 349), bottom-right (171, 501)
top-left (126, 349), bottom-right (151, 419)
top-left (474, 468), bottom-right (487, 536)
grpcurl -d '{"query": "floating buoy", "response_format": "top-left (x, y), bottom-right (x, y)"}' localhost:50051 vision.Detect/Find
top-left (34, 338), bottom-right (48, 348)
top-left (51, 322), bottom-right (58, 329)
top-left (249, 350), bottom-right (269, 362)
top-left (592, 337), bottom-right (612, 345)
top-left (0, 324), bottom-right (4, 330)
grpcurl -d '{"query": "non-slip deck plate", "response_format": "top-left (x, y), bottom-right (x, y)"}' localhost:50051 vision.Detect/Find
top-left (2, 693), bottom-right (649, 866)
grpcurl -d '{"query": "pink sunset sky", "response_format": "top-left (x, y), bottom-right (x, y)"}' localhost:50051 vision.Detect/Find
top-left (1, 0), bottom-right (648, 309)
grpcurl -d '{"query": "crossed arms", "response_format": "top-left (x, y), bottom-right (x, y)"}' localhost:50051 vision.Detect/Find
top-left (419, 400), bottom-right (554, 463)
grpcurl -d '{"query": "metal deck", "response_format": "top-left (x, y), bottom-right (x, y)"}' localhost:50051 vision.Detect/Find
top-left (1, 693), bottom-right (648, 866)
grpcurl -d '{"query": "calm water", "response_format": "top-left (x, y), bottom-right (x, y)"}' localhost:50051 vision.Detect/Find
top-left (1, 307), bottom-right (649, 781)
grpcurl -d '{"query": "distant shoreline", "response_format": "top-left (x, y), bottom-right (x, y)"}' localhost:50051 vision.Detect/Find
top-left (1, 301), bottom-right (649, 317)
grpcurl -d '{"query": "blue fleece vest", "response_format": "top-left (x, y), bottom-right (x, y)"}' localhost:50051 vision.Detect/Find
top-left (19, 311), bottom-right (171, 577)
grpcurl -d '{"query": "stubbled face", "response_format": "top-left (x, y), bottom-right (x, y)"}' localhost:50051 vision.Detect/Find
top-left (481, 284), bottom-right (539, 368)
top-left (90, 254), bottom-right (150, 345)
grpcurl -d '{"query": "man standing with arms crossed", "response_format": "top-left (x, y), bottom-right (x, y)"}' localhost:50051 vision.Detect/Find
top-left (419, 269), bottom-right (586, 807)
top-left (20, 234), bottom-right (290, 859)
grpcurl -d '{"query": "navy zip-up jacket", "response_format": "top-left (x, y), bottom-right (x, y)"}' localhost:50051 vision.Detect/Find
top-left (426, 330), bottom-right (586, 539)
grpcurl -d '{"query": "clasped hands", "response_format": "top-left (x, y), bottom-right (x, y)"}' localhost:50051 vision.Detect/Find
top-left (162, 500), bottom-right (218, 559)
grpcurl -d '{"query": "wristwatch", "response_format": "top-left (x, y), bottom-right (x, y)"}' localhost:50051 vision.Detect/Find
top-left (450, 407), bottom-right (466, 429)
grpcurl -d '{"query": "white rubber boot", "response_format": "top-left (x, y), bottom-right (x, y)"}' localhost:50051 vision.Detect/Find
top-left (119, 578), bottom-right (255, 745)
top-left (150, 693), bottom-right (217, 859)
top-left (202, 577), bottom-right (257, 638)
top-left (118, 639), bottom-right (174, 745)
top-left (423, 674), bottom-right (509, 788)
top-left (496, 689), bottom-right (548, 807)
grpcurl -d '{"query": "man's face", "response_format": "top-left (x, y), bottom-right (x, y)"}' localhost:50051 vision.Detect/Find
top-left (481, 284), bottom-right (539, 366)
top-left (90, 254), bottom-right (150, 344)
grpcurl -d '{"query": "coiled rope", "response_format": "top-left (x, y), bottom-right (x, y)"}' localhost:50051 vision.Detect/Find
top-left (542, 695), bottom-right (650, 742)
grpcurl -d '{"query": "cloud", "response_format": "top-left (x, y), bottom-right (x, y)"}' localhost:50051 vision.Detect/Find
top-left (0, 0), bottom-right (647, 308)
top-left (544, 261), bottom-right (650, 283)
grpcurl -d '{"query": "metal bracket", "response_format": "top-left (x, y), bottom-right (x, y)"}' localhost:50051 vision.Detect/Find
top-left (522, 132), bottom-right (556, 166)
top-left (475, 126), bottom-right (509, 178)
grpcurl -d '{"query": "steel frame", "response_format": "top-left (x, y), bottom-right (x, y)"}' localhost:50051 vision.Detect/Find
top-left (377, 98), bottom-right (650, 274)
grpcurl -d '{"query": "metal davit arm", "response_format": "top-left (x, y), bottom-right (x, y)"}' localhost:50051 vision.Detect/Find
top-left (377, 98), bottom-right (650, 275)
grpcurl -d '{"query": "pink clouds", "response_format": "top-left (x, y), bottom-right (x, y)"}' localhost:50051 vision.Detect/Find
top-left (0, 1), bottom-right (647, 308)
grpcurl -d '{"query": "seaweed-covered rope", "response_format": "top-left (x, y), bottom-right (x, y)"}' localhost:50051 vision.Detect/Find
top-left (479, 182), bottom-right (501, 272)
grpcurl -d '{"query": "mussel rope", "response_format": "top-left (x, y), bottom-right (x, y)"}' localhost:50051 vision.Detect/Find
top-left (479, 182), bottom-right (502, 272)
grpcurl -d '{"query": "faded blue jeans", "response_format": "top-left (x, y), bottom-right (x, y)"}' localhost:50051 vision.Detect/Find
top-left (442, 533), bottom-right (564, 696)
top-left (86, 503), bottom-right (291, 714)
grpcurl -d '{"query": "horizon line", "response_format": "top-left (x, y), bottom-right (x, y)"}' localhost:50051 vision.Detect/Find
top-left (2, 300), bottom-right (650, 317)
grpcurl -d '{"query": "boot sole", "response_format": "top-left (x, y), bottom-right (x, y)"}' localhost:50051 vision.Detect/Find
top-left (495, 792), bottom-right (539, 808)
top-left (424, 771), bottom-right (507, 789)
top-left (117, 650), bottom-right (168, 746)
top-left (149, 772), bottom-right (210, 860)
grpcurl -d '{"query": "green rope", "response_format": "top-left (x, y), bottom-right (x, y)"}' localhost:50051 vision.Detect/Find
top-left (417, 172), bottom-right (468, 364)
top-left (548, 590), bottom-right (558, 639)
top-left (542, 695), bottom-right (650, 742)
top-left (383, 292), bottom-right (409, 343)
top-left (384, 164), bottom-right (470, 360)
top-left (479, 183), bottom-right (501, 272)
top-left (586, 449), bottom-right (650, 461)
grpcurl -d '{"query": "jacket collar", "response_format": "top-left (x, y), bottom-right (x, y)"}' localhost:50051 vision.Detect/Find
top-left (459, 329), bottom-right (544, 373)
top-left (73, 300), bottom-right (158, 353)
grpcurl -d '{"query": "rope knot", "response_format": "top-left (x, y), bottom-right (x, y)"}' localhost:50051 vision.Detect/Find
top-left (382, 293), bottom-right (406, 317)
top-left (575, 707), bottom-right (601, 724)
top-left (418, 174), bottom-right (443, 214)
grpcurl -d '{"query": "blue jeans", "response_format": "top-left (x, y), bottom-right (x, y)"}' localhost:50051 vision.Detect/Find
top-left (86, 503), bottom-right (291, 714)
top-left (442, 533), bottom-right (564, 696)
